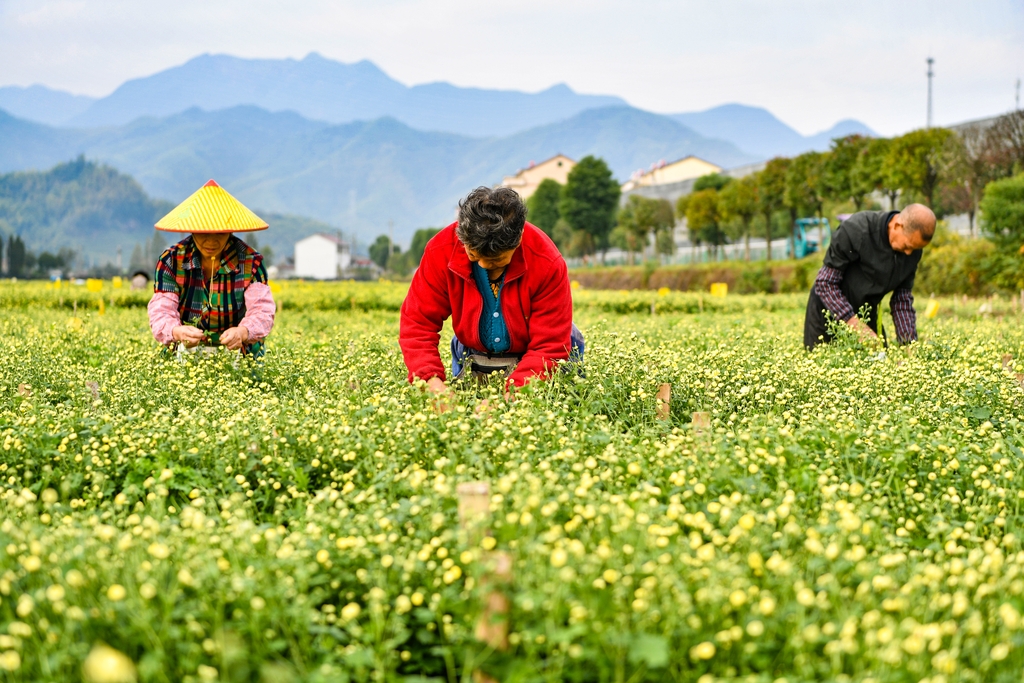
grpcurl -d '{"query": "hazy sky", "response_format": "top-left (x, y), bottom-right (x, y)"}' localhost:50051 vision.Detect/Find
top-left (2, 0), bottom-right (1022, 136)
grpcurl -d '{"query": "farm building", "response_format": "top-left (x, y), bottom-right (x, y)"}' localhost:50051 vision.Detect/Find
top-left (498, 154), bottom-right (575, 199)
top-left (620, 156), bottom-right (723, 194)
top-left (293, 233), bottom-right (351, 280)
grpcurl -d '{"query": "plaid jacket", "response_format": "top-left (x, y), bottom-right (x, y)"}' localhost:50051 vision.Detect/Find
top-left (154, 236), bottom-right (267, 337)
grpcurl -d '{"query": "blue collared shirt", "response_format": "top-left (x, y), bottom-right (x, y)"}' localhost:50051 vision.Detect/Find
top-left (471, 262), bottom-right (510, 353)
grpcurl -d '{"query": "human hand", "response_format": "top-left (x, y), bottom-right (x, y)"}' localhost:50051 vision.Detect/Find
top-left (846, 317), bottom-right (879, 344)
top-left (172, 325), bottom-right (206, 348)
top-left (426, 376), bottom-right (453, 413)
top-left (220, 326), bottom-right (250, 351)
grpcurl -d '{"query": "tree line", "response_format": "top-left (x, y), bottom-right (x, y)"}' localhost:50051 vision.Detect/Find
top-left (531, 110), bottom-right (1024, 266)
top-left (0, 234), bottom-right (76, 278)
top-left (363, 110), bottom-right (1024, 278)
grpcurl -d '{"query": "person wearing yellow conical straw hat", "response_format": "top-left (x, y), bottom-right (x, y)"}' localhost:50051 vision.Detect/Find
top-left (147, 180), bottom-right (276, 356)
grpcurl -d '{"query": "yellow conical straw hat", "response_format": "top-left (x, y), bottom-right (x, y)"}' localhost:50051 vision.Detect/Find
top-left (155, 180), bottom-right (268, 233)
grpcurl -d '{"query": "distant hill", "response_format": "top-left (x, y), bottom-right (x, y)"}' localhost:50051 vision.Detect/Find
top-left (0, 158), bottom-right (341, 266)
top-left (0, 157), bottom-right (172, 260)
top-left (67, 52), bottom-right (628, 137)
top-left (669, 104), bottom-right (876, 158)
top-left (0, 85), bottom-right (96, 126)
top-left (0, 104), bottom-right (756, 243)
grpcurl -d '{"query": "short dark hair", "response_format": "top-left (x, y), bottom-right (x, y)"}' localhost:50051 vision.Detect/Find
top-left (456, 187), bottom-right (526, 257)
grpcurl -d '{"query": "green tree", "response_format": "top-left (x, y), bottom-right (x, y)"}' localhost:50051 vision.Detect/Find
top-left (8, 235), bottom-right (26, 277)
top-left (408, 228), bottom-right (441, 266)
top-left (551, 219), bottom-right (574, 254)
top-left (526, 180), bottom-right (563, 237)
top-left (614, 195), bottom-right (674, 264)
top-left (369, 234), bottom-right (400, 271)
top-left (565, 229), bottom-right (595, 260)
top-left (785, 151), bottom-right (829, 254)
top-left (980, 173), bottom-right (1024, 250)
top-left (851, 137), bottom-right (899, 210)
top-left (755, 158), bottom-right (789, 261)
top-left (824, 135), bottom-right (872, 210)
top-left (718, 175), bottom-right (759, 260)
top-left (686, 189), bottom-right (725, 259)
top-left (693, 173), bottom-right (732, 192)
top-left (559, 156), bottom-right (620, 257)
top-left (886, 128), bottom-right (953, 208)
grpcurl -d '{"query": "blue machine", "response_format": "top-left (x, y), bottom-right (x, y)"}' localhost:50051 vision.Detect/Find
top-left (792, 217), bottom-right (831, 259)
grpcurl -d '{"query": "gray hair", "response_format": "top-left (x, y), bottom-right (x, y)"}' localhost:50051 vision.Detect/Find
top-left (456, 187), bottom-right (527, 257)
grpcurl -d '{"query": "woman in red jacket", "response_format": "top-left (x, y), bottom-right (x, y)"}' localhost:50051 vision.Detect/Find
top-left (400, 186), bottom-right (583, 395)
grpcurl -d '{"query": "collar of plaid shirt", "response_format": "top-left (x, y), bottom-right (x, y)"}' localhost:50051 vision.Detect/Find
top-left (183, 237), bottom-right (245, 276)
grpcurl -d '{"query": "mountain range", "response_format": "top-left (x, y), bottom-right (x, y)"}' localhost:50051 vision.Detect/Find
top-left (0, 52), bottom-right (877, 256)
top-left (0, 104), bottom-right (758, 248)
top-left (0, 52), bottom-right (874, 156)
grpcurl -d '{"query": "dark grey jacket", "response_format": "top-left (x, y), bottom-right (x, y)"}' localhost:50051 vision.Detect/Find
top-left (803, 210), bottom-right (922, 348)
top-left (823, 210), bottom-right (921, 312)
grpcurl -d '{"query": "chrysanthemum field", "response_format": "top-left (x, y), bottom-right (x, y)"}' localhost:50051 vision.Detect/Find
top-left (2, 281), bottom-right (1024, 683)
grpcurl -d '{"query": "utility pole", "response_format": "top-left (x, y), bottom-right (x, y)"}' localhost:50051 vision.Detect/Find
top-left (1016, 77), bottom-right (1021, 111)
top-left (926, 57), bottom-right (934, 129)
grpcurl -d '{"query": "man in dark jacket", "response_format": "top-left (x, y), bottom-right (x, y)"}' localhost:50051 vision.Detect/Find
top-left (804, 204), bottom-right (935, 350)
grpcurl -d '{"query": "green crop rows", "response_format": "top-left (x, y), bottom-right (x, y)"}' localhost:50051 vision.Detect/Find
top-left (1, 281), bottom-right (1024, 683)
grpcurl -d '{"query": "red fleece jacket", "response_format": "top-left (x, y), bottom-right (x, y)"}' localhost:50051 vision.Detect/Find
top-left (400, 221), bottom-right (573, 387)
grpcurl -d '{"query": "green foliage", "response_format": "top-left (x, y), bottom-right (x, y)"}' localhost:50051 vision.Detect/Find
top-left (719, 175), bottom-right (759, 256)
top-left (824, 135), bottom-right (872, 210)
top-left (0, 156), bottom-right (172, 265)
top-left (778, 259), bottom-right (818, 293)
top-left (980, 173), bottom-right (1024, 250)
top-left (408, 228), bottom-right (441, 266)
top-left (886, 128), bottom-right (953, 207)
top-left (735, 265), bottom-right (776, 293)
top-left (755, 158), bottom-right (789, 260)
top-left (6, 235), bottom-right (27, 277)
top-left (559, 156), bottom-right (620, 253)
top-left (915, 226), bottom-right (999, 296)
top-left (525, 179), bottom-right (563, 237)
top-left (368, 234), bottom-right (398, 270)
top-left (614, 196), bottom-right (674, 263)
top-left (692, 173), bottom-right (732, 192)
top-left (552, 218), bottom-right (574, 252)
top-left (685, 188), bottom-right (725, 250)
top-left (784, 151), bottom-right (827, 218)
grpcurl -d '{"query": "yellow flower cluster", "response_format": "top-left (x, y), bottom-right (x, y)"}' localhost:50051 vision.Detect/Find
top-left (0, 282), bottom-right (1022, 681)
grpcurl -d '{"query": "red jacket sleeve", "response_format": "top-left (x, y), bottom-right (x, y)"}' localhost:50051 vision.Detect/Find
top-left (508, 256), bottom-right (572, 387)
top-left (400, 243), bottom-right (453, 383)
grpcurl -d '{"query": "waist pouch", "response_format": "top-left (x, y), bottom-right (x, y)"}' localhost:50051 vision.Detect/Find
top-left (466, 353), bottom-right (521, 375)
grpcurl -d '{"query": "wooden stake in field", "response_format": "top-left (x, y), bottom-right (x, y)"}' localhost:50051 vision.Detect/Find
top-left (457, 481), bottom-right (491, 537)
top-left (456, 481), bottom-right (512, 683)
top-left (656, 383), bottom-right (671, 421)
top-left (692, 411), bottom-right (711, 432)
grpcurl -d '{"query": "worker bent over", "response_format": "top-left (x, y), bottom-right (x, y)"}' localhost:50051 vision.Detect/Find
top-left (804, 204), bottom-right (935, 350)
top-left (147, 180), bottom-right (276, 356)
top-left (400, 186), bottom-right (582, 395)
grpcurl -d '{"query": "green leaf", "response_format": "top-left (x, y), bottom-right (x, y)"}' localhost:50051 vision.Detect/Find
top-left (628, 633), bottom-right (669, 669)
